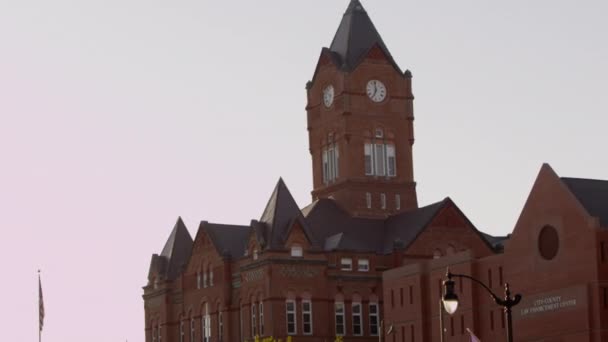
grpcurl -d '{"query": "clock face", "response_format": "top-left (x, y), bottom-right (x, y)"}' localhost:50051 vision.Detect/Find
top-left (366, 80), bottom-right (387, 103)
top-left (323, 85), bottom-right (334, 107)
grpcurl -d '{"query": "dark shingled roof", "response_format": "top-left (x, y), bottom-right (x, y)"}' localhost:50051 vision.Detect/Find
top-left (159, 217), bottom-right (193, 280)
top-left (562, 177), bottom-right (608, 227)
top-left (382, 200), bottom-right (447, 254)
top-left (329, 0), bottom-right (402, 73)
top-left (260, 178), bottom-right (315, 249)
top-left (202, 223), bottom-right (251, 259)
top-left (303, 197), bottom-right (450, 254)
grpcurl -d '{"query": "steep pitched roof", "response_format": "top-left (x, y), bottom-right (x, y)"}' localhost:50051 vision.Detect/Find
top-left (202, 223), bottom-right (251, 259)
top-left (329, 0), bottom-right (402, 73)
top-left (303, 198), bottom-right (452, 254)
top-left (382, 199), bottom-right (447, 254)
top-left (260, 178), bottom-right (306, 249)
top-left (159, 217), bottom-right (193, 280)
top-left (561, 177), bottom-right (608, 227)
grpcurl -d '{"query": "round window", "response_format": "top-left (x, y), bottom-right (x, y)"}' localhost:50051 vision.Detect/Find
top-left (538, 225), bottom-right (559, 260)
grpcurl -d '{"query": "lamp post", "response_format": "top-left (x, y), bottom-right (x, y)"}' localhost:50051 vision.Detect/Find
top-left (442, 270), bottom-right (522, 342)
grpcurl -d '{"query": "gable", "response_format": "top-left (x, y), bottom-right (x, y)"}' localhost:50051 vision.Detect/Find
top-left (404, 200), bottom-right (494, 258)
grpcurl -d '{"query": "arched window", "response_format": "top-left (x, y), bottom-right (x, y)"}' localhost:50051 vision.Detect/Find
top-left (179, 319), bottom-right (185, 342)
top-left (202, 303), bottom-right (210, 342)
top-left (433, 249), bottom-right (442, 259)
top-left (259, 300), bottom-right (265, 336)
top-left (334, 294), bottom-right (345, 336)
top-left (352, 294), bottom-right (363, 336)
top-left (251, 298), bottom-right (257, 337)
top-left (286, 299), bottom-right (297, 335)
top-left (217, 304), bottom-right (223, 342)
top-left (446, 245), bottom-right (456, 255)
top-left (190, 315), bottom-right (195, 342)
top-left (302, 293), bottom-right (313, 335)
top-left (209, 265), bottom-right (214, 286)
top-left (369, 295), bottom-right (380, 336)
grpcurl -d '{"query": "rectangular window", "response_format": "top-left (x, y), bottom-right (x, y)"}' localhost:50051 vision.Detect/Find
top-left (364, 143), bottom-right (373, 175)
top-left (197, 272), bottom-right (201, 289)
top-left (410, 325), bottom-right (415, 342)
top-left (153, 326), bottom-right (157, 342)
top-left (209, 269), bottom-right (214, 286)
top-left (322, 149), bottom-right (329, 184)
top-left (302, 300), bottom-right (313, 335)
top-left (401, 327), bottom-right (405, 342)
top-left (375, 144), bottom-right (386, 176)
top-left (286, 300), bottom-right (297, 335)
top-left (328, 147), bottom-right (335, 181)
top-left (602, 242), bottom-right (606, 262)
top-left (409, 285), bottom-right (413, 304)
top-left (499, 266), bottom-right (503, 286)
top-left (259, 302), bottom-right (264, 336)
top-left (203, 272), bottom-right (208, 288)
top-left (340, 258), bottom-right (352, 271)
top-left (204, 304), bottom-right (211, 342)
top-left (490, 310), bottom-right (494, 330)
top-left (251, 303), bottom-right (257, 337)
top-left (400, 288), bottom-right (404, 306)
top-left (291, 245), bottom-right (303, 257)
top-left (366, 192), bottom-right (372, 209)
top-left (369, 303), bottom-right (379, 336)
top-left (460, 315), bottom-right (464, 334)
top-left (391, 289), bottom-right (395, 308)
top-left (158, 325), bottom-right (162, 342)
top-left (334, 146), bottom-right (339, 179)
top-left (218, 311), bottom-right (223, 342)
top-left (395, 194), bottom-right (401, 210)
top-left (381, 193), bottom-right (386, 209)
top-left (335, 302), bottom-right (345, 335)
top-left (488, 269), bottom-right (493, 288)
top-left (179, 321), bottom-right (184, 342)
top-left (352, 303), bottom-right (363, 335)
top-left (239, 306), bottom-right (243, 342)
top-left (450, 316), bottom-right (454, 336)
top-left (357, 258), bottom-right (369, 272)
top-left (190, 318), bottom-right (195, 342)
top-left (387, 145), bottom-right (396, 176)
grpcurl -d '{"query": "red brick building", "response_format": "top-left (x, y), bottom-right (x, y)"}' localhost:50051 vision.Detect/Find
top-left (143, 1), bottom-right (608, 341)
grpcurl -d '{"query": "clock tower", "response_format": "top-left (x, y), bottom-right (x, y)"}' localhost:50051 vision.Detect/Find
top-left (306, 0), bottom-right (417, 218)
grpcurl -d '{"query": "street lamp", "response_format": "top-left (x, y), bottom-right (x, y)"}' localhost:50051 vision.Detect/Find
top-left (442, 269), bottom-right (522, 342)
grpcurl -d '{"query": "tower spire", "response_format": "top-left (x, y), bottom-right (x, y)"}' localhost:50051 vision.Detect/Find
top-left (329, 0), bottom-right (401, 72)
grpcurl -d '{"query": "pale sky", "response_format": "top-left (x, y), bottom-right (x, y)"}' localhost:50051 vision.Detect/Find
top-left (1, 0), bottom-right (607, 341)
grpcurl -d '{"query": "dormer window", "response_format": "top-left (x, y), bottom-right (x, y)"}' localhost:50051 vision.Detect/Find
top-left (291, 245), bottom-right (303, 257)
top-left (253, 249), bottom-right (259, 260)
top-left (358, 258), bottom-right (370, 272)
top-left (340, 258), bottom-right (352, 271)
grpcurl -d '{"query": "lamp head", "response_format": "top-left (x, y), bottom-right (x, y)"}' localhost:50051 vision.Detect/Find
top-left (442, 277), bottom-right (459, 315)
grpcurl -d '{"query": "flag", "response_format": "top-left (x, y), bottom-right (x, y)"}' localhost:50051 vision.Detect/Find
top-left (467, 328), bottom-right (481, 342)
top-left (39, 272), bottom-right (45, 332)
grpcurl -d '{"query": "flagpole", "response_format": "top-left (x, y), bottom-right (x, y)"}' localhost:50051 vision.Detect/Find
top-left (38, 270), bottom-right (41, 342)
